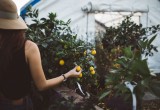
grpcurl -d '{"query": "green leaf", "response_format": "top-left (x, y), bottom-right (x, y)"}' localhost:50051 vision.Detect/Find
top-left (99, 91), bottom-right (111, 100)
top-left (148, 35), bottom-right (157, 46)
top-left (139, 39), bottom-right (148, 49)
top-left (40, 18), bottom-right (47, 21)
top-left (42, 43), bottom-right (48, 48)
top-left (123, 46), bottom-right (133, 58)
top-left (116, 58), bottom-right (128, 68)
top-left (131, 59), bottom-right (150, 77)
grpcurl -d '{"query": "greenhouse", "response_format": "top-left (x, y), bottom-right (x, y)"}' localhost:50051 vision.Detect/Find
top-left (1, 0), bottom-right (160, 110)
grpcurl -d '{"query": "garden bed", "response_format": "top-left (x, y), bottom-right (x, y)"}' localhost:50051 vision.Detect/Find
top-left (31, 85), bottom-right (103, 110)
top-left (142, 99), bottom-right (160, 110)
top-left (142, 92), bottom-right (160, 110)
top-left (53, 85), bottom-right (103, 110)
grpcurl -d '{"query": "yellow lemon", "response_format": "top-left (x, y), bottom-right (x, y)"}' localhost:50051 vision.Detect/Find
top-left (76, 66), bottom-right (81, 72)
top-left (113, 63), bottom-right (120, 68)
top-left (84, 50), bottom-right (87, 56)
top-left (91, 49), bottom-right (96, 55)
top-left (59, 59), bottom-right (65, 66)
top-left (113, 59), bottom-right (117, 62)
top-left (79, 73), bottom-right (82, 78)
top-left (90, 70), bottom-right (95, 75)
top-left (89, 66), bottom-right (94, 71)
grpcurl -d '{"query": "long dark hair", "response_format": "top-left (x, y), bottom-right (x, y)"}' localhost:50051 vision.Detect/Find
top-left (0, 29), bottom-right (26, 74)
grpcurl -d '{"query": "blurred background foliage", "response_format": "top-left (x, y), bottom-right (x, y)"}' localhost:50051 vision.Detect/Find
top-left (96, 16), bottom-right (160, 109)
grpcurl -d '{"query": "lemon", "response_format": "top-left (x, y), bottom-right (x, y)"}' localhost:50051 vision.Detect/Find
top-left (89, 66), bottom-right (94, 71)
top-left (79, 73), bottom-right (82, 78)
top-left (59, 59), bottom-right (65, 66)
top-left (76, 66), bottom-right (81, 72)
top-left (84, 50), bottom-right (87, 56)
top-left (90, 70), bottom-right (95, 75)
top-left (91, 49), bottom-right (96, 55)
top-left (113, 63), bottom-right (120, 68)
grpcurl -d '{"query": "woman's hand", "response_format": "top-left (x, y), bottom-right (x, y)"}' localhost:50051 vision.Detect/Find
top-left (66, 66), bottom-right (82, 78)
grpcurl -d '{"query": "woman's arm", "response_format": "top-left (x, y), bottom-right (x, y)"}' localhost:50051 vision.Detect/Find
top-left (25, 40), bottom-right (81, 91)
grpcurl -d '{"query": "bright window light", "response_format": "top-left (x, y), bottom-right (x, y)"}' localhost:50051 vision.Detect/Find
top-left (12, 0), bottom-right (30, 15)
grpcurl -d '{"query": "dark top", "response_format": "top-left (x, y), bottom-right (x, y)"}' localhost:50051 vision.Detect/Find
top-left (0, 41), bottom-right (32, 100)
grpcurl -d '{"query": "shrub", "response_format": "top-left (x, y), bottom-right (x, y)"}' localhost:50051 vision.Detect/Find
top-left (96, 17), bottom-right (160, 109)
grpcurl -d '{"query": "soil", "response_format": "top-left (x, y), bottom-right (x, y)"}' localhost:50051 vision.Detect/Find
top-left (142, 99), bottom-right (160, 110)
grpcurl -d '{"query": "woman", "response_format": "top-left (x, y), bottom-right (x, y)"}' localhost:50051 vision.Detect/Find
top-left (0, 0), bottom-right (81, 110)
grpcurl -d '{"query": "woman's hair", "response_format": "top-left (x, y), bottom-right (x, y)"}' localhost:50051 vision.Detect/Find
top-left (0, 29), bottom-right (26, 73)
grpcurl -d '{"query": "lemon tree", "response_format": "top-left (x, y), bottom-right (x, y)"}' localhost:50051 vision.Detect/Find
top-left (25, 7), bottom-right (98, 94)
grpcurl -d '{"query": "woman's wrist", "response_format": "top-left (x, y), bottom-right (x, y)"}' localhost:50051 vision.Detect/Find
top-left (61, 74), bottom-right (67, 81)
top-left (65, 71), bottom-right (72, 79)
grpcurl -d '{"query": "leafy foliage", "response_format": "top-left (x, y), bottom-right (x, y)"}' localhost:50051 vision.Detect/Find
top-left (26, 6), bottom-right (95, 83)
top-left (96, 17), bottom-right (160, 109)
top-left (25, 7), bottom-right (98, 90)
top-left (24, 9), bottom-right (103, 110)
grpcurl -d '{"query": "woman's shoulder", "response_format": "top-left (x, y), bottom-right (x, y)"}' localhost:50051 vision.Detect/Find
top-left (25, 40), bottom-right (39, 56)
top-left (25, 40), bottom-right (38, 50)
